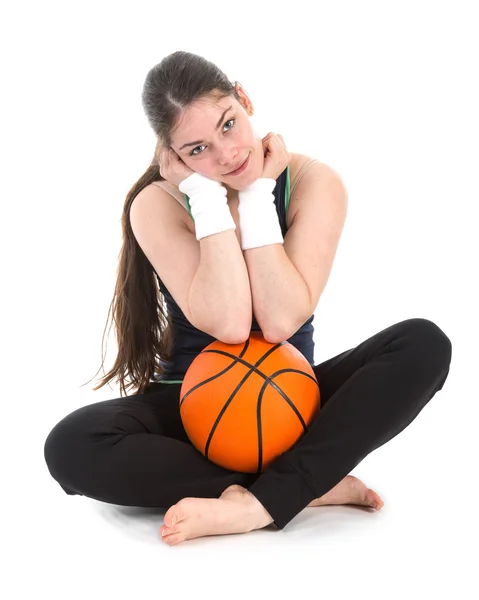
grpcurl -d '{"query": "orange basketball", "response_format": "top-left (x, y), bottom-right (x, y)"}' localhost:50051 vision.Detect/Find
top-left (179, 331), bottom-right (320, 473)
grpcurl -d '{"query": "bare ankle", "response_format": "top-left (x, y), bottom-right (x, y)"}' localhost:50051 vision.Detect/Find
top-left (243, 490), bottom-right (274, 530)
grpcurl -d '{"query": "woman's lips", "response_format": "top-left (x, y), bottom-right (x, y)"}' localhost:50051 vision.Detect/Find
top-left (226, 153), bottom-right (250, 176)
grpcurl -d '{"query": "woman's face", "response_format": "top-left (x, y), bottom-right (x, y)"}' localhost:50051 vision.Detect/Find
top-left (169, 86), bottom-right (264, 191)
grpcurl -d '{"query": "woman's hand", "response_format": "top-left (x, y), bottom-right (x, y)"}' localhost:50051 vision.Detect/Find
top-left (260, 132), bottom-right (292, 181)
top-left (156, 145), bottom-right (195, 187)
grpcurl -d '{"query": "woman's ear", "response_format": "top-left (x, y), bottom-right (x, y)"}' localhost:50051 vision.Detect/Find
top-left (234, 82), bottom-right (254, 115)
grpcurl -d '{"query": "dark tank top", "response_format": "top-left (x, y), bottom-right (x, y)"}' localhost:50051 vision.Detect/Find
top-left (152, 165), bottom-right (315, 384)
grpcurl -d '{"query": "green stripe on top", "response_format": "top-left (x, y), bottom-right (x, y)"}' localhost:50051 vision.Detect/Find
top-left (184, 192), bottom-right (192, 220)
top-left (184, 165), bottom-right (291, 222)
top-left (285, 163), bottom-right (290, 215)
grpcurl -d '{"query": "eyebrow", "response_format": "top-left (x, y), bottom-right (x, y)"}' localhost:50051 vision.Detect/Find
top-left (179, 105), bottom-right (233, 151)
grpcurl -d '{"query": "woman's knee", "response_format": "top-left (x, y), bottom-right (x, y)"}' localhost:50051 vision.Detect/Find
top-left (44, 400), bottom-right (123, 493)
top-left (412, 318), bottom-right (451, 356)
top-left (44, 405), bottom-right (91, 492)
top-left (399, 317), bottom-right (452, 372)
top-left (44, 396), bottom-right (164, 495)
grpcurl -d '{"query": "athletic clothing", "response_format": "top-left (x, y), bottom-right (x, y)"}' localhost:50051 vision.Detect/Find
top-left (151, 165), bottom-right (315, 383)
top-left (42, 162), bottom-right (453, 530)
top-left (44, 318), bottom-right (452, 530)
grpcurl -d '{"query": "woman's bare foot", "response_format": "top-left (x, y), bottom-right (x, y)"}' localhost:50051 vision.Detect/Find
top-left (160, 485), bottom-right (274, 546)
top-left (160, 476), bottom-right (383, 546)
top-left (307, 475), bottom-right (384, 510)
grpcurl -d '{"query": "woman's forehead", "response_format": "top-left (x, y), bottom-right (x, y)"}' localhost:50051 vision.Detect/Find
top-left (172, 97), bottom-right (237, 147)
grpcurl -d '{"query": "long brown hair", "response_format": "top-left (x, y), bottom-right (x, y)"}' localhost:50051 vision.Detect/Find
top-left (84, 51), bottom-right (242, 397)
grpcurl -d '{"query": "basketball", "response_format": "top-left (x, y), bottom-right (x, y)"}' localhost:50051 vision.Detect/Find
top-left (179, 331), bottom-right (320, 473)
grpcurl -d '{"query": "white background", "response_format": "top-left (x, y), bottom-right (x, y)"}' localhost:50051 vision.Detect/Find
top-left (2, 0), bottom-right (477, 598)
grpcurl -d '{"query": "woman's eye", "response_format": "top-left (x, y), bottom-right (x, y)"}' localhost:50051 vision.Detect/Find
top-left (190, 119), bottom-right (235, 156)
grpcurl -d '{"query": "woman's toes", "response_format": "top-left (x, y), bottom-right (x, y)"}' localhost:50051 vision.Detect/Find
top-left (160, 525), bottom-right (176, 537)
top-left (164, 504), bottom-right (185, 528)
top-left (365, 488), bottom-right (384, 509)
top-left (162, 533), bottom-right (182, 546)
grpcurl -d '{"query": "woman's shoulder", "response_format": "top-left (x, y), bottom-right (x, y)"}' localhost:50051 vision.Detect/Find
top-left (147, 179), bottom-right (189, 211)
top-left (289, 152), bottom-right (322, 189)
top-left (289, 151), bottom-right (322, 173)
top-left (290, 153), bottom-right (342, 187)
top-left (133, 180), bottom-right (191, 231)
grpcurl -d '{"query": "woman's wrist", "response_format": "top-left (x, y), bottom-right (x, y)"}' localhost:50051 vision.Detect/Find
top-left (238, 178), bottom-right (284, 250)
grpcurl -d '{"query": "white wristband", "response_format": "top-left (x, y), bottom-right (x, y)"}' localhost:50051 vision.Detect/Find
top-left (237, 178), bottom-right (284, 250)
top-left (179, 172), bottom-right (236, 241)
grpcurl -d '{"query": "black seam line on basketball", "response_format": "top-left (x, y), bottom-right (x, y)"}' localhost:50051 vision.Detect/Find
top-left (179, 337), bottom-right (274, 406)
top-left (179, 342), bottom-right (319, 407)
top-left (202, 365), bottom-right (318, 471)
top-left (178, 339), bottom-right (319, 468)
top-left (254, 369), bottom-right (320, 471)
top-left (199, 354), bottom-right (318, 472)
top-left (188, 360), bottom-right (319, 463)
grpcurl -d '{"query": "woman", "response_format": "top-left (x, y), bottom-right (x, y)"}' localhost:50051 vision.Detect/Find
top-left (44, 51), bottom-right (452, 547)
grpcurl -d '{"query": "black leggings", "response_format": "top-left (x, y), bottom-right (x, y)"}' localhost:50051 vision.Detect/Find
top-left (44, 318), bottom-right (452, 530)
